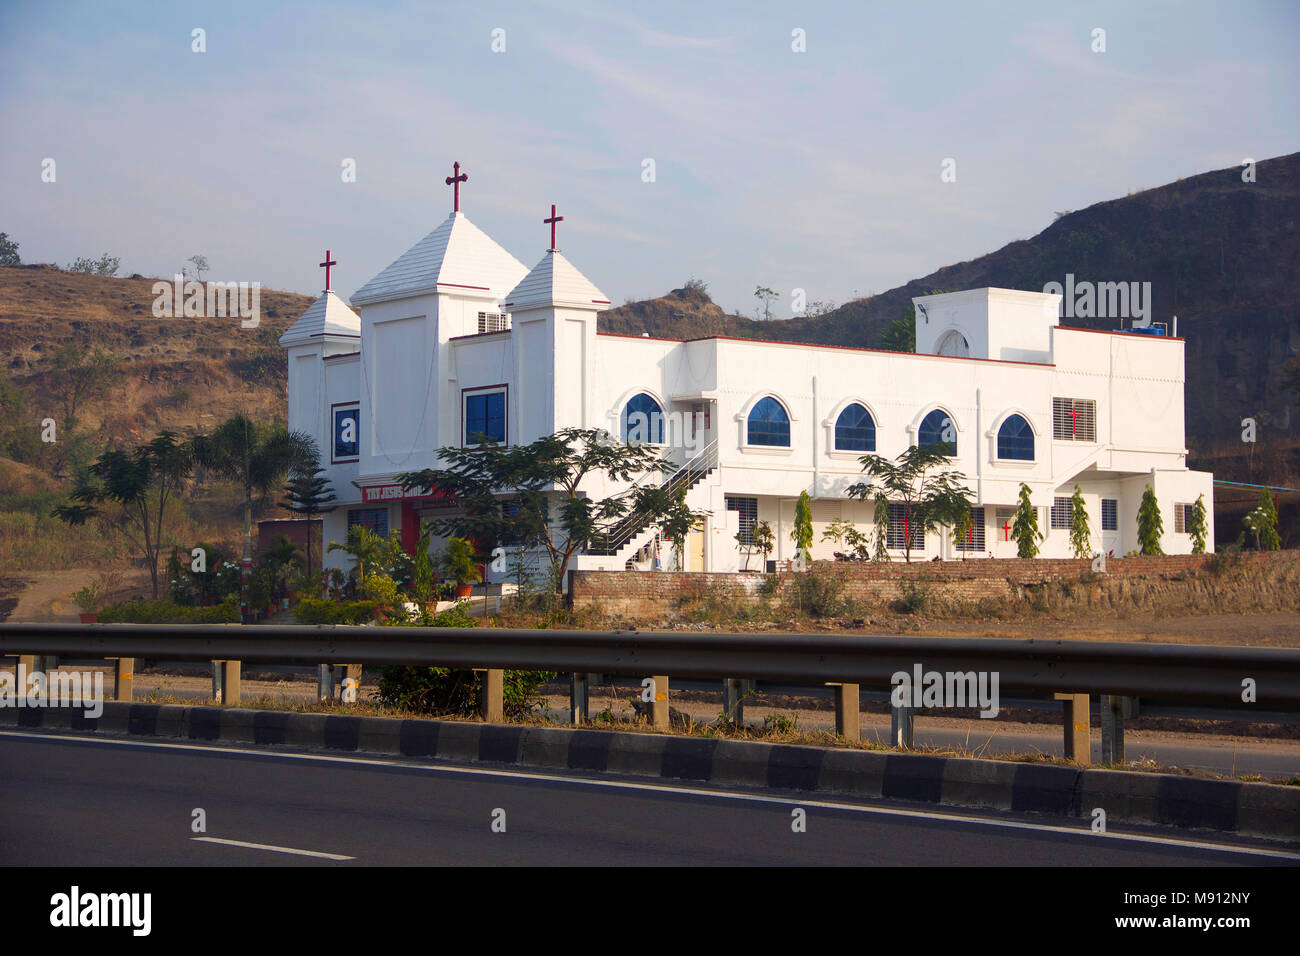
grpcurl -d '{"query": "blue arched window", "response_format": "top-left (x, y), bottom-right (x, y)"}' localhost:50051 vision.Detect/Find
top-left (622, 392), bottom-right (664, 444)
top-left (918, 409), bottom-right (957, 455)
top-left (747, 396), bottom-right (790, 447)
top-left (997, 414), bottom-right (1035, 460)
top-left (834, 403), bottom-right (875, 451)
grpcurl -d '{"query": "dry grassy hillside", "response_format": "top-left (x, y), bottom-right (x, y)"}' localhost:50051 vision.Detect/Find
top-left (0, 264), bottom-right (314, 438)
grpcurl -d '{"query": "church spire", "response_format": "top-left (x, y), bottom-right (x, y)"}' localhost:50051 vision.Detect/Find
top-left (445, 161), bottom-right (468, 213)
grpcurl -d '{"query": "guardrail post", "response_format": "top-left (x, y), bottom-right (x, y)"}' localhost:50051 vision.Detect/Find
top-left (652, 675), bottom-right (669, 729)
top-left (723, 678), bottom-right (744, 726)
top-left (111, 658), bottom-right (134, 702)
top-left (219, 660), bottom-right (241, 707)
top-left (344, 664), bottom-right (361, 700)
top-left (891, 703), bottom-right (915, 749)
top-left (830, 682), bottom-right (860, 740)
top-left (1100, 694), bottom-right (1125, 764)
top-left (479, 668), bottom-right (504, 723)
top-left (570, 672), bottom-right (589, 725)
top-left (211, 660), bottom-right (223, 703)
top-left (318, 664), bottom-right (336, 701)
top-left (1053, 693), bottom-right (1090, 764)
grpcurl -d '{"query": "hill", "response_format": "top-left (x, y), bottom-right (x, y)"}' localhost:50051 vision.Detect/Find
top-left (0, 264), bottom-right (313, 440)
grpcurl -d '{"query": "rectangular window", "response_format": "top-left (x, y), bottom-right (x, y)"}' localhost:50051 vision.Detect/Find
top-left (726, 495), bottom-right (758, 546)
top-left (1174, 503), bottom-right (1193, 534)
top-left (347, 508), bottom-right (388, 538)
top-left (887, 503), bottom-right (925, 551)
top-left (955, 506), bottom-right (986, 551)
top-left (477, 311), bottom-right (510, 334)
top-left (463, 387), bottom-right (507, 445)
top-left (1101, 498), bottom-right (1118, 531)
top-left (1050, 496), bottom-right (1073, 530)
top-left (1053, 398), bottom-right (1097, 442)
top-left (332, 404), bottom-right (359, 462)
top-left (994, 507), bottom-right (1017, 544)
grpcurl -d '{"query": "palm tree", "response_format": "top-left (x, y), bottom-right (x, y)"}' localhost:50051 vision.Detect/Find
top-left (193, 415), bottom-right (314, 622)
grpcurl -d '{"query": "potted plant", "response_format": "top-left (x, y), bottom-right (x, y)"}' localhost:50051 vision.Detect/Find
top-left (440, 537), bottom-right (481, 598)
top-left (361, 572), bottom-right (400, 618)
top-left (72, 583), bottom-right (102, 624)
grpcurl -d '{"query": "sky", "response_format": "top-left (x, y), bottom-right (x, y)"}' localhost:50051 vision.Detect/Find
top-left (1, 0), bottom-right (1296, 318)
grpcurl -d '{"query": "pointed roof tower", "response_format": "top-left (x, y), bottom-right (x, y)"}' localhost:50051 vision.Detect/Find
top-left (350, 162), bottom-right (528, 307)
top-left (279, 249), bottom-right (361, 346)
top-left (503, 204), bottom-right (610, 312)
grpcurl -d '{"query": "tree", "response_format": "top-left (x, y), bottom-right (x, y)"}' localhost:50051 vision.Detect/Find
top-left (1243, 488), bottom-right (1280, 551)
top-left (281, 449), bottom-right (336, 580)
top-left (951, 508), bottom-right (973, 557)
top-left (847, 444), bottom-right (972, 563)
top-left (1137, 485), bottom-right (1164, 555)
top-left (46, 345), bottom-right (121, 430)
top-left (327, 524), bottom-right (402, 590)
top-left (1068, 484), bottom-right (1092, 559)
top-left (67, 253), bottom-right (119, 276)
top-left (186, 254), bottom-right (209, 283)
top-left (753, 285), bottom-right (778, 320)
top-left (398, 428), bottom-right (697, 592)
top-left (0, 232), bottom-right (19, 265)
top-left (52, 431), bottom-right (192, 598)
top-left (1011, 483), bottom-right (1043, 559)
top-left (656, 486), bottom-right (696, 571)
top-left (823, 517), bottom-right (869, 559)
top-left (260, 534), bottom-right (302, 603)
top-left (193, 415), bottom-right (315, 621)
top-left (877, 314), bottom-right (915, 353)
top-left (1188, 494), bottom-right (1209, 554)
top-left (792, 490), bottom-right (813, 562)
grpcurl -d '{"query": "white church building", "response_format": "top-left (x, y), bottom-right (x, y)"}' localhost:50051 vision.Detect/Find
top-left (280, 168), bottom-right (1213, 581)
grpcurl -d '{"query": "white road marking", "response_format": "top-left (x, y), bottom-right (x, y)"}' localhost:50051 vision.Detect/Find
top-left (5, 729), bottom-right (1298, 861)
top-left (192, 836), bottom-right (353, 860)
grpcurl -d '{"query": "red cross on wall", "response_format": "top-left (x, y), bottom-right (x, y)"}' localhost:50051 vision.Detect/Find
top-left (319, 249), bottom-right (337, 291)
top-left (1001, 518), bottom-right (1013, 541)
top-left (445, 161), bottom-right (468, 212)
top-left (544, 203), bottom-right (564, 251)
top-left (1068, 404), bottom-right (1081, 436)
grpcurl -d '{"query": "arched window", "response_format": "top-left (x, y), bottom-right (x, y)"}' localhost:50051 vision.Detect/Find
top-left (936, 330), bottom-right (970, 357)
top-left (747, 396), bottom-right (790, 447)
top-left (997, 414), bottom-right (1035, 460)
top-left (622, 392), bottom-right (664, 444)
top-left (918, 409), bottom-right (957, 455)
top-left (834, 403), bottom-right (875, 451)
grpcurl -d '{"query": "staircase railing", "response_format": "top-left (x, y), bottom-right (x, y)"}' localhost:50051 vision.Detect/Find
top-left (588, 439), bottom-right (719, 556)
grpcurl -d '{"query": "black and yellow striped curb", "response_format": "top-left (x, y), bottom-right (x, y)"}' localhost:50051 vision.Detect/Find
top-left (4, 702), bottom-right (1296, 842)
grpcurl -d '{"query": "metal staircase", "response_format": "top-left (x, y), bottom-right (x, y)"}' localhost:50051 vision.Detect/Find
top-left (585, 439), bottom-right (718, 558)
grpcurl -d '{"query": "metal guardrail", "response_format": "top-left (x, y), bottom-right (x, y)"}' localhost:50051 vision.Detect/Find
top-left (4, 624), bottom-right (1299, 764)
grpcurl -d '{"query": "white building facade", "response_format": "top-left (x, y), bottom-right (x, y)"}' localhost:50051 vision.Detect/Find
top-left (281, 197), bottom-right (1213, 580)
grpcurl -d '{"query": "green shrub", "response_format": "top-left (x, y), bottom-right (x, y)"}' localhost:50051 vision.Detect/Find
top-left (98, 598), bottom-right (239, 624)
top-left (892, 582), bottom-right (930, 615)
top-left (790, 569), bottom-right (851, 617)
top-left (375, 604), bottom-right (554, 717)
top-left (292, 598), bottom-right (378, 625)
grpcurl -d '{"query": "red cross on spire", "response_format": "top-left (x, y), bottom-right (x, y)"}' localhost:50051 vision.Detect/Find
top-left (544, 203), bottom-right (564, 251)
top-left (445, 161), bottom-right (468, 212)
top-left (319, 249), bottom-right (337, 291)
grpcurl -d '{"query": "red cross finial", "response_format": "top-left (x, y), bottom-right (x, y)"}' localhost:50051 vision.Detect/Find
top-left (544, 203), bottom-right (564, 251)
top-left (319, 249), bottom-right (337, 291)
top-left (445, 161), bottom-right (468, 212)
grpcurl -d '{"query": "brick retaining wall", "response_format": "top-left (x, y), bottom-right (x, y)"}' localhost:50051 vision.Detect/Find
top-left (570, 551), bottom-right (1298, 620)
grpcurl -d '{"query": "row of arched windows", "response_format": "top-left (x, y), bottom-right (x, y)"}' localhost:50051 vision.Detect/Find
top-left (621, 392), bottom-right (1037, 461)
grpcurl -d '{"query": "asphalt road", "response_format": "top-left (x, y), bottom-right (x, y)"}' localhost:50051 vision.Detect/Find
top-left (2, 731), bottom-right (1295, 866)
